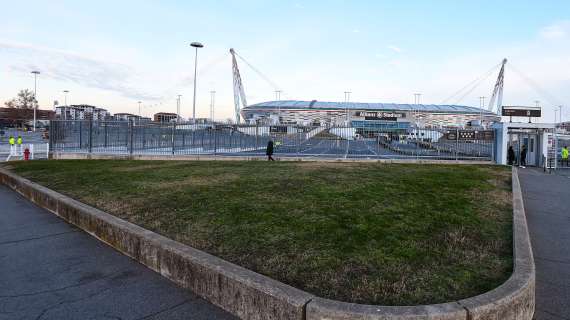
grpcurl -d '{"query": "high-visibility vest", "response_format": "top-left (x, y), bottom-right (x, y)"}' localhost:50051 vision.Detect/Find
top-left (9, 138), bottom-right (15, 145)
top-left (563, 148), bottom-right (569, 159)
top-left (17, 137), bottom-right (22, 145)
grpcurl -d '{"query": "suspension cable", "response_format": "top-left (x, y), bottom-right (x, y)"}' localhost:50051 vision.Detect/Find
top-left (234, 52), bottom-right (282, 92)
top-left (440, 62), bottom-right (502, 105)
top-left (508, 63), bottom-right (564, 107)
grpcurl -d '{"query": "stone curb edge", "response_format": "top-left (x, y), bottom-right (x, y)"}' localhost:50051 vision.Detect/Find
top-left (0, 166), bottom-right (534, 320)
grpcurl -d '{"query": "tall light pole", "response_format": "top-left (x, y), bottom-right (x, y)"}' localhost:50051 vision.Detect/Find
top-left (275, 90), bottom-right (282, 123)
top-left (31, 71), bottom-right (40, 131)
top-left (177, 95), bottom-right (182, 122)
top-left (138, 101), bottom-right (142, 118)
top-left (344, 91), bottom-right (351, 125)
top-left (63, 90), bottom-right (69, 121)
top-left (559, 106), bottom-right (563, 124)
top-left (479, 96), bottom-right (486, 125)
top-left (190, 42), bottom-right (204, 123)
top-left (210, 91), bottom-right (216, 123)
top-left (413, 93), bottom-right (422, 126)
top-left (63, 90), bottom-right (69, 107)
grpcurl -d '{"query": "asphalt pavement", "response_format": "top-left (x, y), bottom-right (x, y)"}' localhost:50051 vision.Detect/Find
top-left (519, 168), bottom-right (570, 320)
top-left (0, 185), bottom-right (236, 320)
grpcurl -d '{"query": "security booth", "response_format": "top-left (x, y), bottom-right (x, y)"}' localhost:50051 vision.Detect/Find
top-left (493, 122), bottom-right (555, 167)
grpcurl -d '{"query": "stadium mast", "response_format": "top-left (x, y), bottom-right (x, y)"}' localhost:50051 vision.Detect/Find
top-left (230, 48), bottom-right (248, 124)
top-left (487, 58), bottom-right (507, 114)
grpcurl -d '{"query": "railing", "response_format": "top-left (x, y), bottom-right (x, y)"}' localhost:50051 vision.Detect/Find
top-left (49, 120), bottom-right (495, 161)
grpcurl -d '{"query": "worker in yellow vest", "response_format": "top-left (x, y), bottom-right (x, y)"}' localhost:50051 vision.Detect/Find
top-left (9, 135), bottom-right (15, 155)
top-left (17, 135), bottom-right (23, 154)
top-left (562, 146), bottom-right (569, 167)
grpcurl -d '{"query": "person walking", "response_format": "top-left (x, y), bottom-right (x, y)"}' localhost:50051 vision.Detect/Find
top-left (8, 135), bottom-right (15, 155)
top-left (520, 145), bottom-right (527, 168)
top-left (266, 140), bottom-right (275, 161)
top-left (562, 146), bottom-right (569, 167)
top-left (17, 135), bottom-right (23, 155)
top-left (507, 145), bottom-right (515, 166)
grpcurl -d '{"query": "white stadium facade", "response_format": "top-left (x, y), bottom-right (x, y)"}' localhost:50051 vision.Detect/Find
top-left (241, 100), bottom-right (500, 129)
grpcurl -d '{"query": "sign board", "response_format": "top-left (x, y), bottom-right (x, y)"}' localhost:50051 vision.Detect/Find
top-left (355, 111), bottom-right (406, 121)
top-left (445, 130), bottom-right (494, 141)
top-left (502, 106), bottom-right (541, 117)
top-left (269, 126), bottom-right (287, 133)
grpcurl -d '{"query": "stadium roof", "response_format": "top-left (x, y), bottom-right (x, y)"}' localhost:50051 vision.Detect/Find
top-left (245, 100), bottom-right (496, 115)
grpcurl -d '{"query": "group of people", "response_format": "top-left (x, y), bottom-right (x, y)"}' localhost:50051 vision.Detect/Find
top-left (507, 145), bottom-right (528, 167)
top-left (507, 144), bottom-right (570, 168)
top-left (8, 135), bottom-right (23, 148)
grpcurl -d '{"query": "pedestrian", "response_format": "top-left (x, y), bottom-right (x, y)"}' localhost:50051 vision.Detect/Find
top-left (17, 135), bottom-right (23, 153)
top-left (266, 140), bottom-right (275, 161)
top-left (562, 146), bottom-right (569, 167)
top-left (507, 145), bottom-right (515, 165)
top-left (520, 145), bottom-right (527, 168)
top-left (9, 135), bottom-right (15, 155)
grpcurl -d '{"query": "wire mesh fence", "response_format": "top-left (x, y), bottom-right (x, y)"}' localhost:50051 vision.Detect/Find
top-left (49, 120), bottom-right (496, 161)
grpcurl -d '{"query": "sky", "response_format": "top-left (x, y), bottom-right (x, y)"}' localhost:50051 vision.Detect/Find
top-left (1, 0), bottom-right (569, 122)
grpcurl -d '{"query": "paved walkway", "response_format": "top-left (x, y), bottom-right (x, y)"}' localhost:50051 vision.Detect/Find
top-left (0, 185), bottom-right (236, 320)
top-left (519, 168), bottom-right (570, 320)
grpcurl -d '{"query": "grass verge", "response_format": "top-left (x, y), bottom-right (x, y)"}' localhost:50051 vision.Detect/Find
top-left (6, 160), bottom-right (513, 305)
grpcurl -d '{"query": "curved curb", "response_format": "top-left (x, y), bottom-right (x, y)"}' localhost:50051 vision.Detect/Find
top-left (305, 167), bottom-right (535, 320)
top-left (0, 166), bottom-right (534, 320)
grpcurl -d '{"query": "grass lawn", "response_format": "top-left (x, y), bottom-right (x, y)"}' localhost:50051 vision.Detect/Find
top-left (6, 160), bottom-right (513, 305)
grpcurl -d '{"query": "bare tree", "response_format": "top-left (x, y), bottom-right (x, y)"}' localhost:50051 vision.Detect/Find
top-left (4, 89), bottom-right (38, 109)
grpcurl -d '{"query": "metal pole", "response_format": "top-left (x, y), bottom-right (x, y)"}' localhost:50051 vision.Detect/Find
top-left (31, 71), bottom-right (40, 131)
top-left (171, 123), bottom-right (176, 155)
top-left (191, 45), bottom-right (202, 123)
top-left (88, 119), bottom-right (93, 153)
top-left (177, 95), bottom-right (182, 122)
top-left (210, 91), bottom-right (216, 123)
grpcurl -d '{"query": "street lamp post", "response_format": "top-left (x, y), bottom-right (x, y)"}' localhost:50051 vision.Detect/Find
top-left (190, 42), bottom-right (204, 123)
top-left (210, 91), bottom-right (216, 123)
top-left (177, 95), bottom-right (182, 122)
top-left (63, 90), bottom-right (69, 120)
top-left (344, 91), bottom-right (351, 125)
top-left (31, 71), bottom-right (40, 131)
top-left (479, 96), bottom-right (486, 126)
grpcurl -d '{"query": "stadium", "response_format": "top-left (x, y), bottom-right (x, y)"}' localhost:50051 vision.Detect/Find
top-left (241, 100), bottom-right (500, 128)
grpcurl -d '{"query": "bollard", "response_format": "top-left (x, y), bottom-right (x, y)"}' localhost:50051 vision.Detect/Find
top-left (24, 148), bottom-right (30, 161)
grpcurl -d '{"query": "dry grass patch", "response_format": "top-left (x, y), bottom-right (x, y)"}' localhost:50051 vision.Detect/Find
top-left (8, 160), bottom-right (513, 306)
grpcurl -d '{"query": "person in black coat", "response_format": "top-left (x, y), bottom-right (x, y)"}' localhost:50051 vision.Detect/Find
top-left (507, 146), bottom-right (515, 165)
top-left (266, 140), bottom-right (275, 161)
top-left (520, 145), bottom-right (527, 167)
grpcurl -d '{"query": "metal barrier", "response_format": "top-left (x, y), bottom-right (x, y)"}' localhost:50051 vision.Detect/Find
top-left (49, 120), bottom-right (495, 161)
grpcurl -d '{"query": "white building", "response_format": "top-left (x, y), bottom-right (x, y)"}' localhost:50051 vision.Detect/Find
top-left (56, 105), bottom-right (110, 121)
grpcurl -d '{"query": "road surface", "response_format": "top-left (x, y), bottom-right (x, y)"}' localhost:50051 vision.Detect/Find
top-left (519, 168), bottom-right (570, 320)
top-left (0, 185), bottom-right (236, 320)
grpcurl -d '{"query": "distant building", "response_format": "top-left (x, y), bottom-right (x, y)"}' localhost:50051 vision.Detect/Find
top-left (557, 121), bottom-right (570, 133)
top-left (113, 113), bottom-right (151, 123)
top-left (0, 107), bottom-right (55, 127)
top-left (55, 105), bottom-right (110, 121)
top-left (154, 112), bottom-right (178, 123)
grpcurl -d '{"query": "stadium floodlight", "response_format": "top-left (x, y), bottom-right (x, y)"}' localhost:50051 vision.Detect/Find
top-left (31, 71), bottom-right (40, 131)
top-left (190, 42), bottom-right (204, 123)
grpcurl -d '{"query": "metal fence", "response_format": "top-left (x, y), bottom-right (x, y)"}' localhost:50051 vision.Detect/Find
top-left (49, 120), bottom-right (495, 161)
top-left (547, 133), bottom-right (570, 170)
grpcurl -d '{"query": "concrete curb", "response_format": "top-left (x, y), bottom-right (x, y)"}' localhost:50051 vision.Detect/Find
top-left (51, 152), bottom-right (494, 165)
top-left (0, 168), bottom-right (314, 320)
top-left (0, 166), bottom-right (534, 320)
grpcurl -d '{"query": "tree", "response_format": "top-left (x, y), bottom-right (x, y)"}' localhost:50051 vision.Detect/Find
top-left (4, 89), bottom-right (38, 109)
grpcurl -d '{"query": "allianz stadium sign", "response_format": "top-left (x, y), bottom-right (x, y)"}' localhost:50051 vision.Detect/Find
top-left (355, 111), bottom-right (406, 121)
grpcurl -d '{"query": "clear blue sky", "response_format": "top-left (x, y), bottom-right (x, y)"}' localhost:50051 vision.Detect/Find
top-left (1, 0), bottom-right (569, 121)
